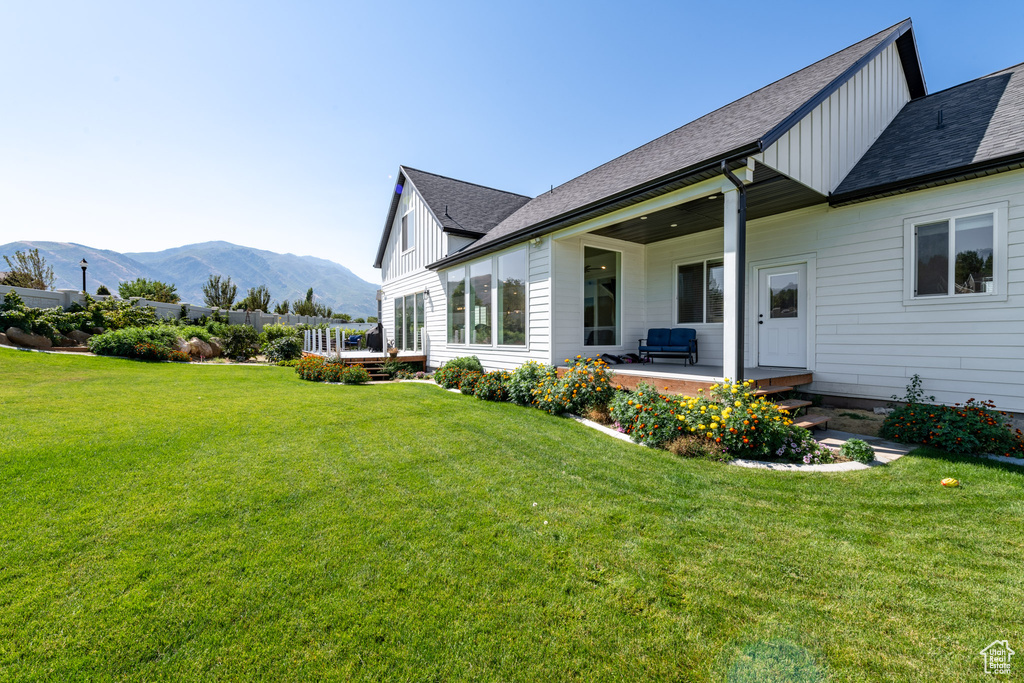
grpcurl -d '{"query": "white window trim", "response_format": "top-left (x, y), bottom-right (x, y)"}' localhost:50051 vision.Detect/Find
top-left (902, 201), bottom-right (1008, 306)
top-left (444, 247), bottom-right (530, 351)
top-left (400, 209), bottom-right (416, 255)
top-left (392, 291), bottom-right (427, 352)
top-left (673, 256), bottom-right (725, 325)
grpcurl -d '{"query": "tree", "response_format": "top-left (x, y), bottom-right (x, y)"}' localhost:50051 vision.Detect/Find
top-left (0, 248), bottom-right (55, 290)
top-left (353, 317), bottom-right (365, 323)
top-left (96, 285), bottom-right (111, 296)
top-left (236, 285), bottom-right (271, 312)
top-left (273, 300), bottom-right (290, 314)
top-left (118, 278), bottom-right (179, 303)
top-left (367, 316), bottom-right (379, 323)
top-left (202, 274), bottom-right (237, 309)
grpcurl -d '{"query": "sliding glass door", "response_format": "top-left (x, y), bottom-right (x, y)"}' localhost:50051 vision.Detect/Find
top-left (393, 292), bottom-right (426, 352)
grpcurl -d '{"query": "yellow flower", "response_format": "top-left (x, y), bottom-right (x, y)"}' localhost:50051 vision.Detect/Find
top-left (734, 400), bottom-right (742, 407)
top-left (710, 422), bottom-right (718, 429)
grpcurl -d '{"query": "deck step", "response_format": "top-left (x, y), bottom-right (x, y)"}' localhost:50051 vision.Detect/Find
top-left (775, 398), bottom-right (812, 412)
top-left (753, 385), bottom-right (793, 397)
top-left (795, 414), bottom-right (830, 430)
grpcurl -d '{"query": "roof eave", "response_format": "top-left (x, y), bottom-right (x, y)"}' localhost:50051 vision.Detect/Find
top-left (373, 167), bottom-right (408, 269)
top-left (829, 152), bottom-right (1024, 206)
top-left (426, 145), bottom-right (760, 270)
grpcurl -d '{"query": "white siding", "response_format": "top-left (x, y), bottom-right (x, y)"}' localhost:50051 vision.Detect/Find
top-left (754, 42), bottom-right (911, 194)
top-left (380, 181), bottom-right (448, 283)
top-left (641, 168), bottom-right (1024, 411)
top-left (550, 234), bottom-right (647, 366)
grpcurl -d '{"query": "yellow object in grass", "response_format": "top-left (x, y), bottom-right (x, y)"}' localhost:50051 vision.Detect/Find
top-left (941, 477), bottom-right (960, 487)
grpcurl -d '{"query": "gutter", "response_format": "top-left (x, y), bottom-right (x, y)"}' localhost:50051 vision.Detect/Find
top-left (721, 160), bottom-right (748, 384)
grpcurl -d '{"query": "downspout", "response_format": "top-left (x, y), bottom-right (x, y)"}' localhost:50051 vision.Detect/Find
top-left (721, 161), bottom-right (747, 383)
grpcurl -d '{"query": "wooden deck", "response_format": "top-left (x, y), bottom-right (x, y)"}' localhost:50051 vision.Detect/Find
top-left (559, 361), bottom-right (812, 396)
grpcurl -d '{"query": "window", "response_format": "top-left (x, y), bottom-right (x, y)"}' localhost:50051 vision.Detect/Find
top-left (584, 246), bottom-right (620, 346)
top-left (447, 268), bottom-right (466, 344)
top-left (401, 210), bottom-right (415, 251)
top-left (446, 249), bottom-right (529, 347)
top-left (677, 259), bottom-right (724, 323)
top-left (498, 250), bottom-right (526, 345)
top-left (913, 211), bottom-right (995, 297)
top-left (393, 298), bottom-right (403, 349)
top-left (469, 260), bottom-right (492, 345)
top-left (394, 292), bottom-right (425, 351)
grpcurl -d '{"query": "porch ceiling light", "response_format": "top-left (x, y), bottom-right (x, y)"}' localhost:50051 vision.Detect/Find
top-left (708, 195), bottom-right (717, 200)
top-left (640, 216), bottom-right (647, 220)
top-left (670, 223), bottom-right (677, 227)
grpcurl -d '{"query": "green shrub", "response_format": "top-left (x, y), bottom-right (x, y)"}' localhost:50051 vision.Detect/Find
top-left (264, 336), bottom-right (302, 363)
top-left (609, 383), bottom-right (686, 447)
top-left (434, 365), bottom-right (465, 389)
top-left (259, 323), bottom-right (299, 349)
top-left (381, 359), bottom-right (410, 379)
top-left (459, 370), bottom-right (484, 395)
top-left (88, 327), bottom-right (180, 357)
top-left (841, 438), bottom-right (875, 464)
top-left (474, 371), bottom-right (511, 402)
top-left (507, 361), bottom-right (550, 406)
top-left (221, 325), bottom-right (260, 361)
top-left (173, 325), bottom-right (213, 342)
top-left (444, 356), bottom-right (483, 373)
top-left (531, 357), bottom-right (614, 416)
top-left (341, 365), bottom-right (371, 384)
top-left (881, 398), bottom-right (1024, 456)
top-left (85, 296), bottom-right (159, 330)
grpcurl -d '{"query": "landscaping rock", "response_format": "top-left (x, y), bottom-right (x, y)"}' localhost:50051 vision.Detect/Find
top-left (0, 332), bottom-right (10, 347)
top-left (67, 329), bottom-right (92, 344)
top-left (873, 407), bottom-right (893, 415)
top-left (55, 334), bottom-right (77, 347)
top-left (207, 339), bottom-right (222, 358)
top-left (189, 337), bottom-right (212, 358)
top-left (90, 327), bottom-right (106, 335)
top-left (175, 338), bottom-right (191, 355)
top-left (6, 327), bottom-right (53, 350)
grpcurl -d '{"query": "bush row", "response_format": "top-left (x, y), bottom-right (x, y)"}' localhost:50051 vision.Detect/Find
top-left (294, 356), bottom-right (371, 384)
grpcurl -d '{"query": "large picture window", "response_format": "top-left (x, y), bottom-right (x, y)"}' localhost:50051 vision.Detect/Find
top-left (446, 249), bottom-right (529, 347)
top-left (584, 246), bottom-right (620, 346)
top-left (914, 212), bottom-right (994, 297)
top-left (447, 267), bottom-right (466, 344)
top-left (469, 260), bottom-right (492, 345)
top-left (677, 259), bottom-right (724, 323)
top-left (498, 250), bottom-right (526, 345)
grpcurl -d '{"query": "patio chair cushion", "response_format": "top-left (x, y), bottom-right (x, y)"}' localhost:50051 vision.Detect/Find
top-left (669, 328), bottom-right (696, 348)
top-left (646, 328), bottom-right (671, 346)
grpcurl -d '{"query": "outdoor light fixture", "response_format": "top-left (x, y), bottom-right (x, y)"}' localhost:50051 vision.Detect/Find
top-left (708, 195), bottom-right (717, 200)
top-left (79, 258), bottom-right (88, 292)
top-left (670, 223), bottom-right (678, 227)
top-left (640, 216), bottom-right (647, 220)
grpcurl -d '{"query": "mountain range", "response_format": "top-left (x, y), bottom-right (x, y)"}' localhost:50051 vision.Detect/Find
top-left (0, 241), bottom-right (380, 318)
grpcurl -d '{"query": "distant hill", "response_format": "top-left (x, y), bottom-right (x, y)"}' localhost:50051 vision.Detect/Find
top-left (0, 240), bottom-right (380, 318)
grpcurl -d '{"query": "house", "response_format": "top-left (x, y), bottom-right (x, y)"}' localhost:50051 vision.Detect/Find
top-left (374, 18), bottom-right (1024, 412)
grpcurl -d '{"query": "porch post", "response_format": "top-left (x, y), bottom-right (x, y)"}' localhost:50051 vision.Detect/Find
top-left (722, 187), bottom-right (745, 382)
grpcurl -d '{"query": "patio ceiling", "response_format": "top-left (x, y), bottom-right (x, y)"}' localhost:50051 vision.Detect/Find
top-left (590, 165), bottom-right (825, 245)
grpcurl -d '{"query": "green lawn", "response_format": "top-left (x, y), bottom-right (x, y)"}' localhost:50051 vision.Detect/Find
top-left (1, 349), bottom-right (1022, 681)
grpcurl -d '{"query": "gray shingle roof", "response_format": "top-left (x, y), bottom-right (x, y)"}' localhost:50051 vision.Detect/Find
top-left (373, 167), bottom-right (530, 268)
top-left (431, 20), bottom-right (918, 267)
top-left (403, 167), bottom-right (531, 235)
top-left (833, 62), bottom-right (1024, 202)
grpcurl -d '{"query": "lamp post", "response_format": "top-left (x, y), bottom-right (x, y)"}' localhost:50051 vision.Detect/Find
top-left (79, 259), bottom-right (88, 292)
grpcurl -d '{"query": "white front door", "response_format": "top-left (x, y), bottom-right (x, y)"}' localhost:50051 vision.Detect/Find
top-left (757, 264), bottom-right (807, 368)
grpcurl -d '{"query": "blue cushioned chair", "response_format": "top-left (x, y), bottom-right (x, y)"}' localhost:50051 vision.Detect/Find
top-left (638, 328), bottom-right (698, 364)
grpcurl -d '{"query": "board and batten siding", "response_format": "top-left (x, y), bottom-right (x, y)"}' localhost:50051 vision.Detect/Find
top-left (642, 168), bottom-right (1024, 412)
top-left (753, 41), bottom-right (911, 195)
top-left (380, 180), bottom-right (448, 282)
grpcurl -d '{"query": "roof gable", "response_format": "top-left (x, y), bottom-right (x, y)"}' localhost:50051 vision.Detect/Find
top-left (833, 61), bottom-right (1024, 203)
top-left (373, 167), bottom-right (530, 268)
top-left (430, 19), bottom-right (925, 268)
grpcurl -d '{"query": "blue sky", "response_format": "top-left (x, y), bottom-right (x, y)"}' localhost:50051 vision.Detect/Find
top-left (2, 1), bottom-right (1022, 283)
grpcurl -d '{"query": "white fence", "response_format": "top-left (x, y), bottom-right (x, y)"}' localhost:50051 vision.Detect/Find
top-left (0, 284), bottom-right (373, 333)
